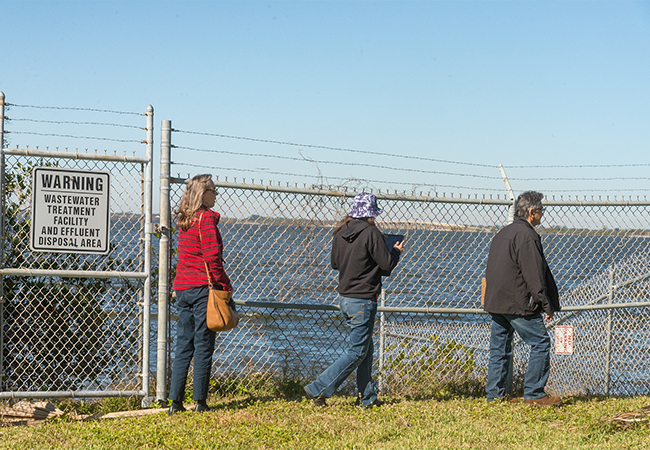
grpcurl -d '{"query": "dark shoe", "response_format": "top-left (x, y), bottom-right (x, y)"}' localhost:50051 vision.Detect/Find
top-left (167, 401), bottom-right (186, 416)
top-left (523, 395), bottom-right (562, 407)
top-left (304, 386), bottom-right (327, 407)
top-left (356, 396), bottom-right (384, 409)
top-left (194, 401), bottom-right (211, 412)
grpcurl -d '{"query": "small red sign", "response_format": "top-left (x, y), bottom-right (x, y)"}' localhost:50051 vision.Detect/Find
top-left (555, 326), bottom-right (574, 355)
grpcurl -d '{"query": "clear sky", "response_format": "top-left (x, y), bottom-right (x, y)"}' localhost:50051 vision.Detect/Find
top-left (2, 0), bottom-right (650, 199)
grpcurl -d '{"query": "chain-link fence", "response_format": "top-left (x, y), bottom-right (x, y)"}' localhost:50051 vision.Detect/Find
top-left (0, 151), bottom-right (153, 399)
top-left (162, 177), bottom-right (650, 398)
top-left (3, 93), bottom-right (649, 402)
top-left (0, 96), bottom-right (154, 399)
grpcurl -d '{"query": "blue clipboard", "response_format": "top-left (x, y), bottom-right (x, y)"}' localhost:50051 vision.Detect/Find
top-left (384, 234), bottom-right (404, 250)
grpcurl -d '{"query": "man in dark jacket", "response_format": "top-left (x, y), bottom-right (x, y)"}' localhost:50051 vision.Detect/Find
top-left (484, 191), bottom-right (561, 406)
top-left (304, 192), bottom-right (403, 408)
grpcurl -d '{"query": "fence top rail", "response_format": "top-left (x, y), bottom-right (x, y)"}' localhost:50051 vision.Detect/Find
top-left (171, 177), bottom-right (512, 204)
top-left (170, 177), bottom-right (650, 207)
top-left (3, 148), bottom-right (150, 163)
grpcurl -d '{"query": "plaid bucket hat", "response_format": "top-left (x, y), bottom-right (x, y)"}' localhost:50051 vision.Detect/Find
top-left (349, 192), bottom-right (383, 218)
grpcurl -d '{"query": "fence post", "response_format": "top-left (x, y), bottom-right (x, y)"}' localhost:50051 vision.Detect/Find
top-left (156, 120), bottom-right (172, 403)
top-left (605, 265), bottom-right (615, 396)
top-left (141, 105), bottom-right (154, 406)
top-left (0, 91), bottom-right (5, 390)
top-left (499, 164), bottom-right (516, 224)
top-left (378, 288), bottom-right (386, 393)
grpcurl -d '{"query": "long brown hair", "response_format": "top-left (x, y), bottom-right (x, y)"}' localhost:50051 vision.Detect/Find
top-left (176, 174), bottom-right (214, 231)
top-left (332, 215), bottom-right (376, 235)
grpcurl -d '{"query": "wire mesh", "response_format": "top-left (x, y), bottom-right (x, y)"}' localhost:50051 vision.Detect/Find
top-left (166, 178), bottom-right (650, 398)
top-left (1, 154), bottom-right (146, 394)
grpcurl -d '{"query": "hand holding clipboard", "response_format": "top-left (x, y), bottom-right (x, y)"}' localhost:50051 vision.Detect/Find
top-left (384, 234), bottom-right (405, 253)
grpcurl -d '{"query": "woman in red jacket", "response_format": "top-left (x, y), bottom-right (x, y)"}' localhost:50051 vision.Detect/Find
top-left (168, 174), bottom-right (232, 416)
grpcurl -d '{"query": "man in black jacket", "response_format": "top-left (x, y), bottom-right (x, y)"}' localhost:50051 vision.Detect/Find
top-left (484, 191), bottom-right (561, 406)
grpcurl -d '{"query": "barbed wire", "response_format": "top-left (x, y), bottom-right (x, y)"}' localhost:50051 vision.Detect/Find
top-left (8, 118), bottom-right (143, 129)
top-left (172, 130), bottom-right (650, 172)
top-left (542, 194), bottom-right (650, 201)
top-left (172, 161), bottom-right (506, 192)
top-left (4, 108), bottom-right (645, 171)
top-left (6, 131), bottom-right (143, 143)
top-left (6, 103), bottom-right (143, 116)
top-left (505, 163), bottom-right (650, 169)
top-left (511, 176), bottom-right (650, 181)
top-left (173, 145), bottom-right (500, 180)
top-left (174, 161), bottom-right (650, 195)
top-left (174, 145), bottom-right (650, 184)
top-left (172, 129), bottom-right (497, 169)
top-left (542, 188), bottom-right (650, 193)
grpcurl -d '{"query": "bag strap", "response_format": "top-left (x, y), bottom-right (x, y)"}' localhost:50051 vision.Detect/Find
top-left (203, 262), bottom-right (213, 290)
top-left (197, 211), bottom-right (214, 290)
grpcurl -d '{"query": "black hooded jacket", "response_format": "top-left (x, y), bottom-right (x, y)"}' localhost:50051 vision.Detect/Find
top-left (484, 217), bottom-right (560, 316)
top-left (331, 219), bottom-right (401, 299)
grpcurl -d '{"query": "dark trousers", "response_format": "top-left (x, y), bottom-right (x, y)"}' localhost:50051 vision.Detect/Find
top-left (168, 286), bottom-right (216, 402)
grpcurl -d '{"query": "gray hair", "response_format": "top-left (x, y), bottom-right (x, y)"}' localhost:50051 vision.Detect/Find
top-left (515, 191), bottom-right (544, 218)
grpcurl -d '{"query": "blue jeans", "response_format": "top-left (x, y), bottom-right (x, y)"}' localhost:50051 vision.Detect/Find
top-left (305, 297), bottom-right (378, 407)
top-left (486, 313), bottom-right (551, 401)
top-left (168, 286), bottom-right (216, 403)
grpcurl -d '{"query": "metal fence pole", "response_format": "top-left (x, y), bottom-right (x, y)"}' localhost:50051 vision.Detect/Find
top-left (605, 265), bottom-right (615, 396)
top-left (0, 91), bottom-right (5, 391)
top-left (499, 164), bottom-right (516, 224)
top-left (378, 288), bottom-right (386, 393)
top-left (141, 105), bottom-right (154, 406)
top-left (156, 119), bottom-right (172, 403)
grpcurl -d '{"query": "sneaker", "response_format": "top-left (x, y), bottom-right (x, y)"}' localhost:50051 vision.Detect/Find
top-left (523, 395), bottom-right (562, 407)
top-left (303, 386), bottom-right (327, 407)
top-left (167, 401), bottom-right (186, 417)
top-left (194, 401), bottom-right (211, 412)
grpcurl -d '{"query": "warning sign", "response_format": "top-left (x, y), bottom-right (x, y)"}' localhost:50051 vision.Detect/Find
top-left (31, 167), bottom-right (110, 254)
top-left (554, 325), bottom-right (574, 355)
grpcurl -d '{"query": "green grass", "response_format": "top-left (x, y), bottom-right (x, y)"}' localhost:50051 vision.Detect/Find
top-left (1, 395), bottom-right (649, 449)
